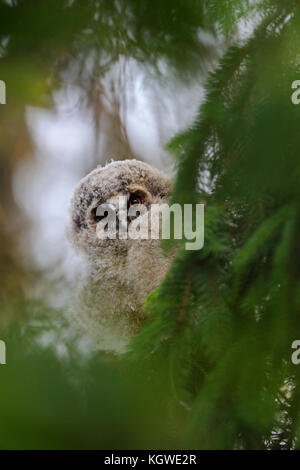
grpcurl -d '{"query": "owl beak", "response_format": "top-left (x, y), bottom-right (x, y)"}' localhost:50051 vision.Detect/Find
top-left (118, 209), bottom-right (128, 231)
top-left (106, 196), bottom-right (128, 233)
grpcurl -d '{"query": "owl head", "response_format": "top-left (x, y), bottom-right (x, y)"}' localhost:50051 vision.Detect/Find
top-left (69, 159), bottom-right (172, 261)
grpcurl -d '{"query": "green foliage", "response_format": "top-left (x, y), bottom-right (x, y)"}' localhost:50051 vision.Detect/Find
top-left (130, 0), bottom-right (300, 449)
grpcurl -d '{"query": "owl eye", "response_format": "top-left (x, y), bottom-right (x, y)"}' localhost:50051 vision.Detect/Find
top-left (129, 194), bottom-right (142, 207)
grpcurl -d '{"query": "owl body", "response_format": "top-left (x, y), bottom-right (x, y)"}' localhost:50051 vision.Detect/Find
top-left (68, 160), bottom-right (174, 352)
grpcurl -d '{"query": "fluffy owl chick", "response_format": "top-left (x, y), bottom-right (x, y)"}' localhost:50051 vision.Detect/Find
top-left (68, 159), bottom-right (174, 352)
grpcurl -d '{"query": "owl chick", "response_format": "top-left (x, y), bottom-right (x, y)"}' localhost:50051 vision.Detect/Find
top-left (68, 159), bottom-right (174, 352)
